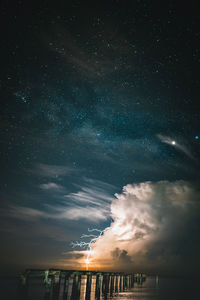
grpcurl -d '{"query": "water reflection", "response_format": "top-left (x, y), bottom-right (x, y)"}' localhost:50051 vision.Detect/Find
top-left (4, 274), bottom-right (200, 300)
top-left (80, 275), bottom-right (87, 300)
top-left (17, 271), bottom-right (146, 300)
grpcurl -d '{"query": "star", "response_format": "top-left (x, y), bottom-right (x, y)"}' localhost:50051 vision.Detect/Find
top-left (195, 136), bottom-right (199, 140)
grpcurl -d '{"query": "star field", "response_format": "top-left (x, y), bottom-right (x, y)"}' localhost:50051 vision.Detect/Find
top-left (0, 0), bottom-right (200, 275)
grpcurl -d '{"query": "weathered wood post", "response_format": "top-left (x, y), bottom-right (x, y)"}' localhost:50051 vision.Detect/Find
top-left (115, 275), bottom-right (119, 292)
top-left (90, 275), bottom-right (96, 300)
top-left (102, 274), bottom-right (106, 294)
top-left (130, 274), bottom-right (134, 288)
top-left (139, 274), bottom-right (142, 285)
top-left (79, 274), bottom-right (87, 300)
top-left (129, 275), bottom-right (131, 288)
top-left (52, 271), bottom-right (61, 300)
top-left (56, 273), bottom-right (64, 299)
top-left (62, 273), bottom-right (70, 300)
top-left (123, 275), bottom-right (125, 290)
top-left (119, 275), bottom-right (122, 292)
top-left (123, 275), bottom-right (126, 290)
top-left (71, 273), bottom-right (81, 300)
top-left (85, 274), bottom-right (92, 300)
top-left (113, 275), bottom-right (116, 293)
top-left (43, 270), bottom-right (52, 300)
top-left (126, 275), bottom-right (129, 289)
top-left (110, 275), bottom-right (114, 296)
top-left (66, 274), bottom-right (74, 300)
top-left (125, 275), bottom-right (129, 289)
top-left (95, 273), bottom-right (102, 299)
top-left (102, 274), bottom-right (110, 296)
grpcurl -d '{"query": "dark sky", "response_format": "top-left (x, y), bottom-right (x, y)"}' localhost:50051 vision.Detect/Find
top-left (1, 0), bottom-right (200, 275)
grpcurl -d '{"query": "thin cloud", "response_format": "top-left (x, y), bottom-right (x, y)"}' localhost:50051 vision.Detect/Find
top-left (64, 178), bottom-right (115, 209)
top-left (58, 206), bottom-right (108, 221)
top-left (8, 205), bottom-right (47, 221)
top-left (40, 182), bottom-right (65, 192)
top-left (6, 204), bottom-right (108, 223)
top-left (32, 163), bottom-right (74, 178)
top-left (65, 187), bottom-right (113, 207)
top-left (2, 178), bottom-right (115, 224)
top-left (157, 134), bottom-right (195, 160)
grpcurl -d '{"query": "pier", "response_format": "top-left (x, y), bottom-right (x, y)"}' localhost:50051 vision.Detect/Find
top-left (18, 269), bottom-right (146, 299)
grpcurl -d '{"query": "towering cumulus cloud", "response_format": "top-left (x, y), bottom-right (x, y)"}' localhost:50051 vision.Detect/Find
top-left (89, 181), bottom-right (200, 275)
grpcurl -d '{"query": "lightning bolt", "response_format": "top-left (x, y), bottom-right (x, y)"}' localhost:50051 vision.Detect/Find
top-left (71, 228), bottom-right (108, 270)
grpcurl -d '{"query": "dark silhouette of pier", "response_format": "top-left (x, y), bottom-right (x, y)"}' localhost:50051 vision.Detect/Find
top-left (18, 269), bottom-right (146, 300)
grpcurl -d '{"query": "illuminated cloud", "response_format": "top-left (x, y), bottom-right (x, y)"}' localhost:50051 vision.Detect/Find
top-left (84, 181), bottom-right (200, 273)
top-left (54, 205), bottom-right (108, 222)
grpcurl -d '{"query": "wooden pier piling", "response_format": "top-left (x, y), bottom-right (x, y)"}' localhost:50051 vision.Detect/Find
top-left (18, 269), bottom-right (146, 299)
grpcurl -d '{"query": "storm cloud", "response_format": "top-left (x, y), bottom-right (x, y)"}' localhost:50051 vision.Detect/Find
top-left (88, 181), bottom-right (200, 274)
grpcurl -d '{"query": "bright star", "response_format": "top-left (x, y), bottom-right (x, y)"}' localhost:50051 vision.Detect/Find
top-left (157, 134), bottom-right (194, 160)
top-left (195, 136), bottom-right (199, 140)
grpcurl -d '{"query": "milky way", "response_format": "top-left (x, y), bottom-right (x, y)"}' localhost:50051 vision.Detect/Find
top-left (1, 0), bottom-right (200, 275)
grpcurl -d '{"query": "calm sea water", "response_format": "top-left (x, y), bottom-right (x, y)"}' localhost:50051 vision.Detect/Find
top-left (0, 275), bottom-right (198, 300)
top-left (112, 276), bottom-right (199, 299)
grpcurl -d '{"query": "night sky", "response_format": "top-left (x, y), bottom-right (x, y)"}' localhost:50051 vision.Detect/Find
top-left (1, 0), bottom-right (200, 276)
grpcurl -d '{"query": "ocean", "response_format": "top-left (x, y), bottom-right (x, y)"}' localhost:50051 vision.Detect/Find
top-left (0, 275), bottom-right (198, 300)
